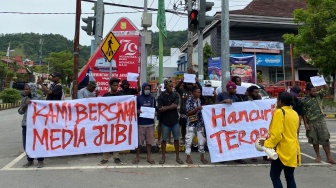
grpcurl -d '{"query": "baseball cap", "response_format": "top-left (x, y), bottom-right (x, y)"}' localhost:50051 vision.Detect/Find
top-left (51, 72), bottom-right (62, 78)
top-left (88, 81), bottom-right (97, 88)
top-left (121, 80), bottom-right (130, 86)
top-left (226, 81), bottom-right (237, 89)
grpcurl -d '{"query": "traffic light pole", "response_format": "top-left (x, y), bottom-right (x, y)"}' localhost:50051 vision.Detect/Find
top-left (198, 29), bottom-right (203, 84)
top-left (221, 0), bottom-right (230, 92)
top-left (94, 0), bottom-right (104, 49)
top-left (187, 0), bottom-right (193, 71)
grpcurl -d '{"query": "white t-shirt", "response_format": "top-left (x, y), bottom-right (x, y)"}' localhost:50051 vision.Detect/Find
top-left (77, 88), bottom-right (96, 99)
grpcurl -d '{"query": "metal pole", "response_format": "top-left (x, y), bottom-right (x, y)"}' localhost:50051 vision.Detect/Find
top-left (140, 0), bottom-right (148, 84)
top-left (221, 0), bottom-right (230, 92)
top-left (94, 0), bottom-right (104, 49)
top-left (187, 0), bottom-right (193, 71)
top-left (198, 29), bottom-right (203, 85)
top-left (73, 0), bottom-right (81, 99)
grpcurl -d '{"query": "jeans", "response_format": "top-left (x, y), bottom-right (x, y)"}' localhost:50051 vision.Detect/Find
top-left (161, 123), bottom-right (180, 141)
top-left (22, 126), bottom-right (44, 162)
top-left (270, 158), bottom-right (296, 188)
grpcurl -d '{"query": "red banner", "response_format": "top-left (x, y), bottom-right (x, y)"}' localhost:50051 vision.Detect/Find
top-left (78, 18), bottom-right (141, 95)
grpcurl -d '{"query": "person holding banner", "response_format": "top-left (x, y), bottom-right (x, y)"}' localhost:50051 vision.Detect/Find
top-left (98, 78), bottom-right (124, 165)
top-left (216, 81), bottom-right (238, 104)
top-left (302, 83), bottom-right (336, 164)
top-left (18, 83), bottom-right (44, 168)
top-left (185, 86), bottom-right (208, 164)
top-left (158, 82), bottom-right (184, 164)
top-left (132, 82), bottom-right (156, 164)
top-left (259, 92), bottom-right (301, 188)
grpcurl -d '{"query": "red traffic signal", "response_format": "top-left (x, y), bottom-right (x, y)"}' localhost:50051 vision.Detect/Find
top-left (189, 9), bottom-right (198, 31)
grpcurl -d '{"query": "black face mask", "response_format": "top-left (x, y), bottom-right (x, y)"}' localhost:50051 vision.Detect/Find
top-left (121, 85), bottom-right (129, 91)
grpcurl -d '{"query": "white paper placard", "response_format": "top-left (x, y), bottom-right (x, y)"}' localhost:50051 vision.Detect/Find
top-left (184, 73), bottom-right (196, 83)
top-left (140, 106), bottom-right (155, 119)
top-left (310, 76), bottom-right (327, 87)
top-left (236, 86), bottom-right (247, 95)
top-left (202, 86), bottom-right (214, 96)
top-left (127, 72), bottom-right (139, 82)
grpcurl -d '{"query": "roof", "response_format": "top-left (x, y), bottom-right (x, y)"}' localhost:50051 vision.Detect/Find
top-left (230, 0), bottom-right (306, 18)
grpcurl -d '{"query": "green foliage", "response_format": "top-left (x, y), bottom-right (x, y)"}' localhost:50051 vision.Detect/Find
top-left (151, 30), bottom-right (188, 55)
top-left (203, 42), bottom-right (215, 79)
top-left (63, 87), bottom-right (70, 95)
top-left (283, 0), bottom-right (336, 75)
top-left (147, 63), bottom-right (156, 81)
top-left (45, 51), bottom-right (74, 85)
top-left (0, 33), bottom-right (90, 66)
top-left (0, 88), bottom-right (21, 103)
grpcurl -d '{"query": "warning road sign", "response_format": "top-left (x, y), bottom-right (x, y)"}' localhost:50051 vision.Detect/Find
top-left (101, 32), bottom-right (120, 61)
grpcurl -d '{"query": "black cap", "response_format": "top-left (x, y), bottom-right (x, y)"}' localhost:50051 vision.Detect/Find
top-left (51, 72), bottom-right (62, 78)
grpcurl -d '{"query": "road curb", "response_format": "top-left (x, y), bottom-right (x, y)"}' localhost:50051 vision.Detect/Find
top-left (0, 101), bottom-right (21, 111)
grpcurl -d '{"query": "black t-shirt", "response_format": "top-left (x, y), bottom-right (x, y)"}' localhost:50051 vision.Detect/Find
top-left (293, 96), bottom-right (303, 116)
top-left (103, 91), bottom-right (122, 97)
top-left (119, 88), bottom-right (138, 95)
top-left (46, 84), bottom-right (62, 100)
top-left (158, 91), bottom-right (179, 126)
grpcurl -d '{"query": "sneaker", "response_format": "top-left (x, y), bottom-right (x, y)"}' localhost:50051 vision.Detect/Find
top-left (37, 161), bottom-right (44, 168)
top-left (23, 161), bottom-right (33, 168)
top-left (114, 158), bottom-right (123, 165)
top-left (98, 159), bottom-right (108, 165)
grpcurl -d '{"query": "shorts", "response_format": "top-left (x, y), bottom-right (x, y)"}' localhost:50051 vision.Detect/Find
top-left (138, 126), bottom-right (155, 146)
top-left (161, 123), bottom-right (180, 141)
top-left (306, 119), bottom-right (330, 145)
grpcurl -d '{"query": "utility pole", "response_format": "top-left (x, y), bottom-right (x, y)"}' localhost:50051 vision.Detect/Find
top-left (73, 0), bottom-right (81, 99)
top-left (39, 38), bottom-right (43, 75)
top-left (94, 0), bottom-right (104, 49)
top-left (140, 0), bottom-right (149, 84)
top-left (197, 29), bottom-right (203, 84)
top-left (187, 0), bottom-right (193, 71)
top-left (290, 43), bottom-right (295, 86)
top-left (221, 0), bottom-right (230, 92)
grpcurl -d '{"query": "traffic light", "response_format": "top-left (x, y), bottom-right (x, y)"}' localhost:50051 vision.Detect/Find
top-left (81, 17), bottom-right (94, 36)
top-left (199, 1), bottom-right (214, 29)
top-left (189, 9), bottom-right (199, 31)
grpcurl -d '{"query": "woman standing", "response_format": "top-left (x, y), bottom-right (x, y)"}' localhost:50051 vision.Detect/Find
top-left (18, 83), bottom-right (44, 168)
top-left (185, 86), bottom-right (208, 164)
top-left (259, 92), bottom-right (301, 188)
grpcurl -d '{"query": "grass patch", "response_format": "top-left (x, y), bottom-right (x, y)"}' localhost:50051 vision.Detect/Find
top-left (323, 98), bottom-right (336, 107)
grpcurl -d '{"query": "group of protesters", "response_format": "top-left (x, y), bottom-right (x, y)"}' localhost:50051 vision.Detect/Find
top-left (18, 70), bottom-right (335, 188)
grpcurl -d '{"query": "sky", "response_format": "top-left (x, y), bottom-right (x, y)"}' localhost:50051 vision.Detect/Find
top-left (0, 0), bottom-right (252, 46)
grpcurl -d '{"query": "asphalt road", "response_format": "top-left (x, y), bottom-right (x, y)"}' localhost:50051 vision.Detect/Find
top-left (0, 107), bottom-right (336, 188)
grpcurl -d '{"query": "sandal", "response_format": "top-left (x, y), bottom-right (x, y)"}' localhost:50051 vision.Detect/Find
top-left (176, 158), bottom-right (184, 164)
top-left (98, 159), bottom-right (108, 165)
top-left (186, 158), bottom-right (193, 164)
top-left (147, 159), bottom-right (155, 164)
top-left (159, 158), bottom-right (165, 164)
top-left (132, 158), bottom-right (139, 164)
top-left (201, 159), bottom-right (208, 164)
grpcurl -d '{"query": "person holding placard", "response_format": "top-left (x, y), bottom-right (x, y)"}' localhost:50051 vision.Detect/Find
top-left (259, 92), bottom-right (301, 188)
top-left (185, 86), bottom-right (208, 164)
top-left (175, 77), bottom-right (202, 145)
top-left (302, 83), bottom-right (336, 164)
top-left (132, 83), bottom-right (156, 164)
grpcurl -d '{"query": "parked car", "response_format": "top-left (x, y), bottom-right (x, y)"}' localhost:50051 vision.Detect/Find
top-left (264, 80), bottom-right (306, 97)
top-left (12, 81), bottom-right (29, 91)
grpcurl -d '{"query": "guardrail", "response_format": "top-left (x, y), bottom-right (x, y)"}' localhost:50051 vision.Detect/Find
top-left (0, 101), bottom-right (21, 111)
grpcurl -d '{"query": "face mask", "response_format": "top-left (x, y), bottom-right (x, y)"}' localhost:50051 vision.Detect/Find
top-left (144, 90), bottom-right (150, 95)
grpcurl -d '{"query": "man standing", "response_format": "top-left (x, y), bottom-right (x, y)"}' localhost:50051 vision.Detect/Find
top-left (119, 79), bottom-right (140, 95)
top-left (216, 81), bottom-right (238, 104)
top-left (302, 83), bottom-right (336, 164)
top-left (38, 72), bottom-right (63, 101)
top-left (231, 76), bottom-right (245, 102)
top-left (98, 78), bottom-right (124, 165)
top-left (158, 82), bottom-right (183, 164)
top-left (132, 82), bottom-right (156, 164)
top-left (77, 81), bottom-right (99, 99)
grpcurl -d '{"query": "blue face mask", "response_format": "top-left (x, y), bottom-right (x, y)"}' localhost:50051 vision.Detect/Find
top-left (144, 90), bottom-right (150, 95)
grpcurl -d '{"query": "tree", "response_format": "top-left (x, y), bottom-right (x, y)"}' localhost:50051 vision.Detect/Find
top-left (283, 0), bottom-right (336, 101)
top-left (147, 62), bottom-right (156, 81)
top-left (45, 51), bottom-right (73, 85)
top-left (203, 42), bottom-right (215, 80)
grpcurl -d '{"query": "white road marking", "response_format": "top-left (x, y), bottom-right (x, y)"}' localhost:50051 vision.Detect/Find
top-left (1, 152), bottom-right (26, 170)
